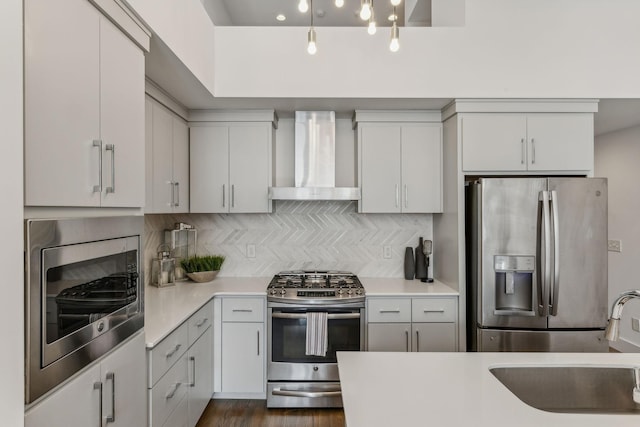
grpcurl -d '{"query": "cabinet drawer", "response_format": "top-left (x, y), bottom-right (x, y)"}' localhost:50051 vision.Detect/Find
top-left (222, 297), bottom-right (264, 322)
top-left (188, 300), bottom-right (213, 346)
top-left (162, 392), bottom-right (188, 427)
top-left (411, 298), bottom-right (457, 323)
top-left (367, 298), bottom-right (411, 323)
top-left (149, 321), bottom-right (188, 387)
top-left (150, 353), bottom-right (188, 427)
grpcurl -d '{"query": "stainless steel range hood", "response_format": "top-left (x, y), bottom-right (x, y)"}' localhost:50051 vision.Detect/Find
top-left (269, 111), bottom-right (360, 201)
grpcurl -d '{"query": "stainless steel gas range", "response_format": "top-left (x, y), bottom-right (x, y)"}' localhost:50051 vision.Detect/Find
top-left (266, 271), bottom-right (365, 408)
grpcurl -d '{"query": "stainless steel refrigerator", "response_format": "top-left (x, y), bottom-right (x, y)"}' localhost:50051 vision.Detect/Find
top-left (467, 177), bottom-right (609, 352)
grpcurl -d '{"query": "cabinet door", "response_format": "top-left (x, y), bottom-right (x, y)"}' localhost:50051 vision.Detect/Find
top-left (190, 126), bottom-right (229, 213)
top-left (99, 16), bottom-right (145, 207)
top-left (461, 114), bottom-right (527, 172)
top-left (359, 125), bottom-right (402, 213)
top-left (25, 364), bottom-right (101, 427)
top-left (221, 322), bottom-right (264, 393)
top-left (150, 103), bottom-right (175, 213)
top-left (145, 97), bottom-right (154, 210)
top-left (526, 114), bottom-right (594, 172)
top-left (412, 323), bottom-right (457, 352)
top-left (187, 327), bottom-right (213, 427)
top-left (172, 118), bottom-right (190, 213)
top-left (100, 333), bottom-right (146, 427)
top-left (228, 124), bottom-right (271, 213)
top-left (401, 124), bottom-right (442, 213)
top-left (24, 0), bottom-right (101, 207)
top-left (367, 323), bottom-right (411, 352)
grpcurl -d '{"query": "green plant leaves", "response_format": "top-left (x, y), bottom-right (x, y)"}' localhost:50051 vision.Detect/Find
top-left (180, 255), bottom-right (225, 273)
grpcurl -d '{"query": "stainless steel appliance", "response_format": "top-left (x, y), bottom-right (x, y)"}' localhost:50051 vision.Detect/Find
top-left (25, 216), bottom-right (144, 403)
top-left (467, 178), bottom-right (609, 352)
top-left (266, 271), bottom-right (365, 408)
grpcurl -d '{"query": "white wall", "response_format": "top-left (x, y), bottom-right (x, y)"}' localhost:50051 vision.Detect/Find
top-left (0, 0), bottom-right (24, 424)
top-left (212, 0), bottom-right (640, 98)
top-left (595, 126), bottom-right (640, 351)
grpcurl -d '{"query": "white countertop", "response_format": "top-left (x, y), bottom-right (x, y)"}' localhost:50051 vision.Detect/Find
top-left (338, 351), bottom-right (640, 427)
top-left (360, 278), bottom-right (459, 296)
top-left (144, 277), bottom-right (269, 348)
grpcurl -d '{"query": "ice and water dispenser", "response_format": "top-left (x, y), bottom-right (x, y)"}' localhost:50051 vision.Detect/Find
top-left (493, 255), bottom-right (536, 316)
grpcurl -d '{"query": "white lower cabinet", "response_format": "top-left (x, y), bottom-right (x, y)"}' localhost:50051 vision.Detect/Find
top-left (148, 301), bottom-right (214, 427)
top-left (215, 297), bottom-right (266, 397)
top-left (367, 296), bottom-right (458, 352)
top-left (25, 332), bottom-right (146, 427)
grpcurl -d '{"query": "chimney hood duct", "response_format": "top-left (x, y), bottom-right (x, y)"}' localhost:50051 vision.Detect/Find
top-left (269, 111), bottom-right (361, 201)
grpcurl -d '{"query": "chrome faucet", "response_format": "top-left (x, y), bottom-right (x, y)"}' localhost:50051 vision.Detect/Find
top-left (605, 290), bottom-right (640, 341)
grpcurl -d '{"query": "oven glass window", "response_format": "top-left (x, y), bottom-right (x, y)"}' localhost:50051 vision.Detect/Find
top-left (45, 250), bottom-right (138, 344)
top-left (271, 311), bottom-right (361, 363)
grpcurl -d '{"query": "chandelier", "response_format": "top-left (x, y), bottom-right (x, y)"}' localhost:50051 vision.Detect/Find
top-left (298, 0), bottom-right (402, 55)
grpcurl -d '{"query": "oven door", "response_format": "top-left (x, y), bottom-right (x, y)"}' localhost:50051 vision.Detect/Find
top-left (267, 304), bottom-right (365, 382)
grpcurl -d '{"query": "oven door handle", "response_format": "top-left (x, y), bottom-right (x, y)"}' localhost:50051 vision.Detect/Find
top-left (271, 312), bottom-right (360, 320)
top-left (272, 388), bottom-right (342, 398)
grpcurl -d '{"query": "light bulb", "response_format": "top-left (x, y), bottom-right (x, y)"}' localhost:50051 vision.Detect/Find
top-left (391, 0), bottom-right (401, 6)
top-left (298, 0), bottom-right (309, 13)
top-left (368, 20), bottom-right (377, 35)
top-left (389, 22), bottom-right (399, 52)
top-left (360, 3), bottom-right (372, 20)
top-left (335, 0), bottom-right (344, 7)
top-left (307, 28), bottom-right (317, 55)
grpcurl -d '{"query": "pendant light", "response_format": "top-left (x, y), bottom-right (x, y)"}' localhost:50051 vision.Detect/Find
top-left (389, 6), bottom-right (399, 52)
top-left (335, 0), bottom-right (344, 7)
top-left (307, 0), bottom-right (317, 55)
top-left (390, 0), bottom-right (402, 6)
top-left (367, 1), bottom-right (377, 35)
top-left (298, 0), bottom-right (309, 13)
top-left (360, 0), bottom-right (372, 21)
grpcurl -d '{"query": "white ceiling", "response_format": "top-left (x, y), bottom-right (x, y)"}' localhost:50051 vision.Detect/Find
top-left (201, 0), bottom-right (431, 27)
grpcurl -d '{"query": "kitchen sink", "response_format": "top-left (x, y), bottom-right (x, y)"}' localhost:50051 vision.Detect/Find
top-left (490, 366), bottom-right (640, 414)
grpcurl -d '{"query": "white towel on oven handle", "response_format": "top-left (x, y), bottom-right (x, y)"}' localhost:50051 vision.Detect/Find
top-left (305, 312), bottom-right (328, 357)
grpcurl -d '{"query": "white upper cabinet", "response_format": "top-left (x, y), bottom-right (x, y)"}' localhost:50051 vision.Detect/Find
top-left (461, 112), bottom-right (594, 173)
top-left (190, 121), bottom-right (273, 213)
top-left (358, 121), bottom-right (443, 213)
top-left (24, 0), bottom-right (145, 207)
top-left (146, 97), bottom-right (189, 213)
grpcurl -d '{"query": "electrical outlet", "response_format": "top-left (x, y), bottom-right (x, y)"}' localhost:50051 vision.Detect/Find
top-left (247, 244), bottom-right (256, 258)
top-left (607, 240), bottom-right (622, 253)
top-left (632, 317), bottom-right (640, 333)
top-left (383, 245), bottom-right (392, 259)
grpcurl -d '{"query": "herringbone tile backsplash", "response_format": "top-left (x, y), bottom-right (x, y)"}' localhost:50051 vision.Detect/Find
top-left (144, 201), bottom-right (433, 283)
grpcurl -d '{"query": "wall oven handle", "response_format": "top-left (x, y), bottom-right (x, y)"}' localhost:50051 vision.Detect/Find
top-left (165, 343), bottom-right (181, 359)
top-left (93, 381), bottom-right (103, 427)
top-left (271, 312), bottom-right (361, 320)
top-left (106, 372), bottom-right (115, 423)
top-left (272, 388), bottom-right (342, 398)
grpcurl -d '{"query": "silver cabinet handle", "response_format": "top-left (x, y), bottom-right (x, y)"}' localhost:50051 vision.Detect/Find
top-left (272, 312), bottom-right (360, 320)
top-left (189, 356), bottom-right (196, 387)
top-left (93, 382), bottom-right (103, 427)
top-left (231, 184), bottom-right (235, 208)
top-left (395, 184), bottom-right (399, 208)
top-left (169, 181), bottom-right (175, 207)
top-left (272, 388), bottom-right (341, 398)
top-left (379, 309), bottom-right (400, 313)
top-left (531, 138), bottom-right (536, 164)
top-left (257, 330), bottom-right (260, 356)
top-left (106, 372), bottom-right (115, 423)
top-left (423, 309), bottom-right (445, 313)
top-left (416, 330), bottom-right (420, 352)
top-left (222, 184), bottom-right (226, 208)
top-left (232, 308), bottom-right (253, 313)
top-left (195, 318), bottom-right (208, 328)
top-left (105, 144), bottom-right (115, 194)
top-left (550, 190), bottom-right (560, 316)
top-left (174, 182), bottom-right (180, 207)
top-left (166, 383), bottom-right (181, 399)
top-left (520, 138), bottom-right (525, 164)
top-left (404, 184), bottom-right (408, 208)
top-left (165, 343), bottom-right (181, 359)
top-left (405, 330), bottom-right (409, 352)
top-left (92, 140), bottom-right (103, 193)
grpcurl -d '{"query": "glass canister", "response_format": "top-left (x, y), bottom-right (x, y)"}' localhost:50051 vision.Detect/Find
top-left (164, 223), bottom-right (197, 281)
top-left (151, 244), bottom-right (176, 288)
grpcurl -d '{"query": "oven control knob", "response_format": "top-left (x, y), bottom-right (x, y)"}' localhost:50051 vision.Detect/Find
top-left (347, 289), bottom-right (353, 295)
top-left (279, 289), bottom-right (286, 295)
top-left (313, 366), bottom-right (319, 371)
top-left (356, 289), bottom-right (363, 295)
top-left (269, 289), bottom-right (277, 295)
top-left (338, 288), bottom-right (344, 295)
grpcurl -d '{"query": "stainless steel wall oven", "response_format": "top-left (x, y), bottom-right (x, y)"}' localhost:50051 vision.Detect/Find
top-left (266, 271), bottom-right (365, 408)
top-left (25, 216), bottom-right (144, 403)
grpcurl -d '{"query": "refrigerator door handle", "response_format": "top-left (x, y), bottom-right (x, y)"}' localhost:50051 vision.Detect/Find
top-left (538, 190), bottom-right (551, 316)
top-left (549, 190), bottom-right (560, 316)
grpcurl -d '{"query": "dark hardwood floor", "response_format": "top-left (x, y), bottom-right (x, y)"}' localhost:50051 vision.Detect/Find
top-left (195, 400), bottom-right (346, 427)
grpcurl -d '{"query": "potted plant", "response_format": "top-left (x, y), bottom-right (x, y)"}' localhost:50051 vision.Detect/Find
top-left (180, 254), bottom-right (225, 283)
